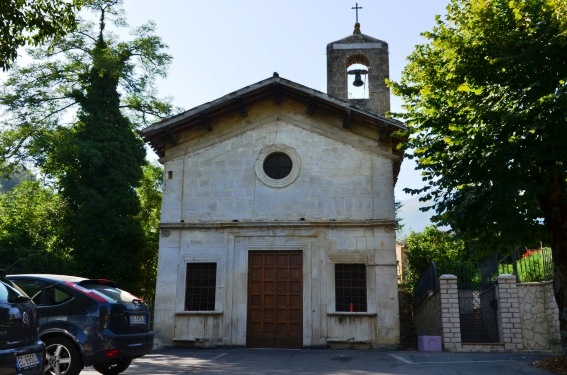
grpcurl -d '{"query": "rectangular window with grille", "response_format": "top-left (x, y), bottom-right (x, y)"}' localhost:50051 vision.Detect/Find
top-left (185, 262), bottom-right (217, 311)
top-left (335, 263), bottom-right (367, 312)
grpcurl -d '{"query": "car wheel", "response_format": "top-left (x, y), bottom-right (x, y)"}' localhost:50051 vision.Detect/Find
top-left (43, 336), bottom-right (83, 375)
top-left (93, 358), bottom-right (133, 375)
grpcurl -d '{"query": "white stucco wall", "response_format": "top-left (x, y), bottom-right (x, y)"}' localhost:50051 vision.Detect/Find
top-left (153, 227), bottom-right (399, 348)
top-left (153, 115), bottom-right (399, 349)
top-left (160, 118), bottom-right (395, 224)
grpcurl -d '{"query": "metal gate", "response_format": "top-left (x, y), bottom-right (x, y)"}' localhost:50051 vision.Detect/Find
top-left (458, 282), bottom-right (499, 343)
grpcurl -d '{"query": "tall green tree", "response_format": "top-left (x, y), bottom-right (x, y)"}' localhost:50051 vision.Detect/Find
top-left (390, 0), bottom-right (567, 357)
top-left (404, 226), bottom-right (467, 285)
top-left (0, 0), bottom-right (84, 70)
top-left (0, 0), bottom-right (176, 293)
top-left (56, 25), bottom-right (147, 291)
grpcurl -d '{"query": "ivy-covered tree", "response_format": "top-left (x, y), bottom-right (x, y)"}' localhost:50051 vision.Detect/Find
top-left (0, 0), bottom-right (177, 293)
top-left (390, 0), bottom-right (567, 357)
top-left (0, 0), bottom-right (84, 70)
top-left (56, 27), bottom-right (147, 291)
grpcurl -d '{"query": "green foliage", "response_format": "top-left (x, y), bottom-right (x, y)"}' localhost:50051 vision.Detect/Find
top-left (134, 162), bottom-right (163, 300)
top-left (0, 180), bottom-right (72, 273)
top-left (404, 225), bottom-right (468, 285)
top-left (395, 201), bottom-right (405, 234)
top-left (0, 0), bottom-right (84, 70)
top-left (52, 32), bottom-right (147, 293)
top-left (391, 0), bottom-right (567, 357)
top-left (499, 247), bottom-right (554, 282)
top-left (0, 0), bottom-right (178, 176)
top-left (390, 0), bottom-right (566, 250)
top-left (0, 0), bottom-right (176, 295)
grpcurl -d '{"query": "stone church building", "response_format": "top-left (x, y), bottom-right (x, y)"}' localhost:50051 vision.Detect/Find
top-left (141, 22), bottom-right (406, 349)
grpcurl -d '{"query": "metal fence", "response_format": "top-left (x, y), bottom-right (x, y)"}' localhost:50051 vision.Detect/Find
top-left (413, 248), bottom-right (553, 307)
top-left (413, 262), bottom-right (439, 306)
top-left (499, 247), bottom-right (553, 283)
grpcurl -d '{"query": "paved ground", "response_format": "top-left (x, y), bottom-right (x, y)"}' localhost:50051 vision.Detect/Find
top-left (80, 348), bottom-right (557, 375)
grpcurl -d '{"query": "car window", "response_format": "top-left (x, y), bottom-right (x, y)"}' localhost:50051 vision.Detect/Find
top-left (13, 279), bottom-right (73, 306)
top-left (11, 279), bottom-right (44, 304)
top-left (82, 283), bottom-right (140, 303)
top-left (0, 278), bottom-right (29, 303)
top-left (0, 280), bottom-right (8, 302)
top-left (49, 286), bottom-right (73, 305)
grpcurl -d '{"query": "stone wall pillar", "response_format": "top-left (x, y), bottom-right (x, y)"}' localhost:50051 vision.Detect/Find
top-left (439, 274), bottom-right (462, 351)
top-left (496, 274), bottom-right (523, 351)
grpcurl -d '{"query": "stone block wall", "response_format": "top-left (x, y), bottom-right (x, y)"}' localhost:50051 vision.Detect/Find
top-left (413, 274), bottom-right (560, 353)
top-left (517, 281), bottom-right (560, 351)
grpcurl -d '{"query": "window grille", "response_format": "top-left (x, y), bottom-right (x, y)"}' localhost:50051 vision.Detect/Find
top-left (335, 263), bottom-right (367, 312)
top-left (185, 262), bottom-right (217, 311)
top-left (263, 152), bottom-right (292, 179)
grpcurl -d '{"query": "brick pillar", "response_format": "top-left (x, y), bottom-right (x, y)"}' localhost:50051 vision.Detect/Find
top-left (439, 274), bottom-right (462, 351)
top-left (496, 274), bottom-right (523, 351)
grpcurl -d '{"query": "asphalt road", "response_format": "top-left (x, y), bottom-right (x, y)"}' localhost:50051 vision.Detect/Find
top-left (80, 348), bottom-right (556, 375)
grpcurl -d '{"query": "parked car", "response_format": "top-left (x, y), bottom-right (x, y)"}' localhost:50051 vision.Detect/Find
top-left (0, 269), bottom-right (45, 375)
top-left (7, 275), bottom-right (153, 375)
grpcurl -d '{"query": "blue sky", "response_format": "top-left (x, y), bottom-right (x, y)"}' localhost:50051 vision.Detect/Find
top-left (120, 1), bottom-right (449, 233)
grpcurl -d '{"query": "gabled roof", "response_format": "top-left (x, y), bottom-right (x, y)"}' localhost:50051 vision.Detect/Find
top-left (327, 28), bottom-right (388, 47)
top-left (141, 74), bottom-right (406, 158)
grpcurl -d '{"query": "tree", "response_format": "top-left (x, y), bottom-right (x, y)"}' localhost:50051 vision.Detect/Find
top-left (135, 162), bottom-right (163, 300)
top-left (404, 226), bottom-right (467, 285)
top-left (390, 0), bottom-right (567, 357)
top-left (0, 0), bottom-right (176, 176)
top-left (0, 180), bottom-right (71, 273)
top-left (56, 28), bottom-right (148, 292)
top-left (0, 0), bottom-right (84, 70)
top-left (395, 200), bottom-right (405, 234)
top-left (0, 0), bottom-right (176, 293)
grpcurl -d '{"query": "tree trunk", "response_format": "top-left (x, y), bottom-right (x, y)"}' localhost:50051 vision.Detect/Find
top-left (539, 173), bottom-right (567, 359)
top-left (555, 261), bottom-right (567, 360)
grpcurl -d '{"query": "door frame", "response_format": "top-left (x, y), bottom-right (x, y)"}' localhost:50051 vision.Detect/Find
top-left (228, 235), bottom-right (317, 347)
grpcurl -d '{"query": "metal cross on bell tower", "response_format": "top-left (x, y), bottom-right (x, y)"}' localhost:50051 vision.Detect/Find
top-left (352, 3), bottom-right (362, 23)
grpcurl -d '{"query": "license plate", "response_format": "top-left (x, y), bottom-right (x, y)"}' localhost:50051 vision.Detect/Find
top-left (16, 353), bottom-right (40, 369)
top-left (129, 314), bottom-right (147, 325)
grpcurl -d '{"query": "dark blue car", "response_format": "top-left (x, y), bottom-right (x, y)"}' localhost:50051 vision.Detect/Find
top-left (0, 270), bottom-right (45, 375)
top-left (7, 275), bottom-right (153, 375)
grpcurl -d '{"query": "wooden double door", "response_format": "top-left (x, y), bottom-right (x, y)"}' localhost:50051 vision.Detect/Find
top-left (247, 251), bottom-right (303, 348)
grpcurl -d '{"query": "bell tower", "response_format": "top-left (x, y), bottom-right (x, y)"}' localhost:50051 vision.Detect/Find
top-left (326, 7), bottom-right (390, 115)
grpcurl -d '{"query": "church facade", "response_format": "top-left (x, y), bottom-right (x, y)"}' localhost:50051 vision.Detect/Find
top-left (142, 23), bottom-right (406, 349)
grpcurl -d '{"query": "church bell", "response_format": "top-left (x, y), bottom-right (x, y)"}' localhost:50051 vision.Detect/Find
top-left (348, 69), bottom-right (368, 87)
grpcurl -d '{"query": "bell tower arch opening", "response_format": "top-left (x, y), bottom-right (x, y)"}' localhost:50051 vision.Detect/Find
top-left (346, 53), bottom-right (370, 99)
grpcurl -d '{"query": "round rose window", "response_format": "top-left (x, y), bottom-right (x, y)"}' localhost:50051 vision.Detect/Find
top-left (255, 145), bottom-right (301, 188)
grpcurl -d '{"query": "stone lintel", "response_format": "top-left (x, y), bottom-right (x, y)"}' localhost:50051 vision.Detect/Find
top-left (333, 43), bottom-right (382, 50)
